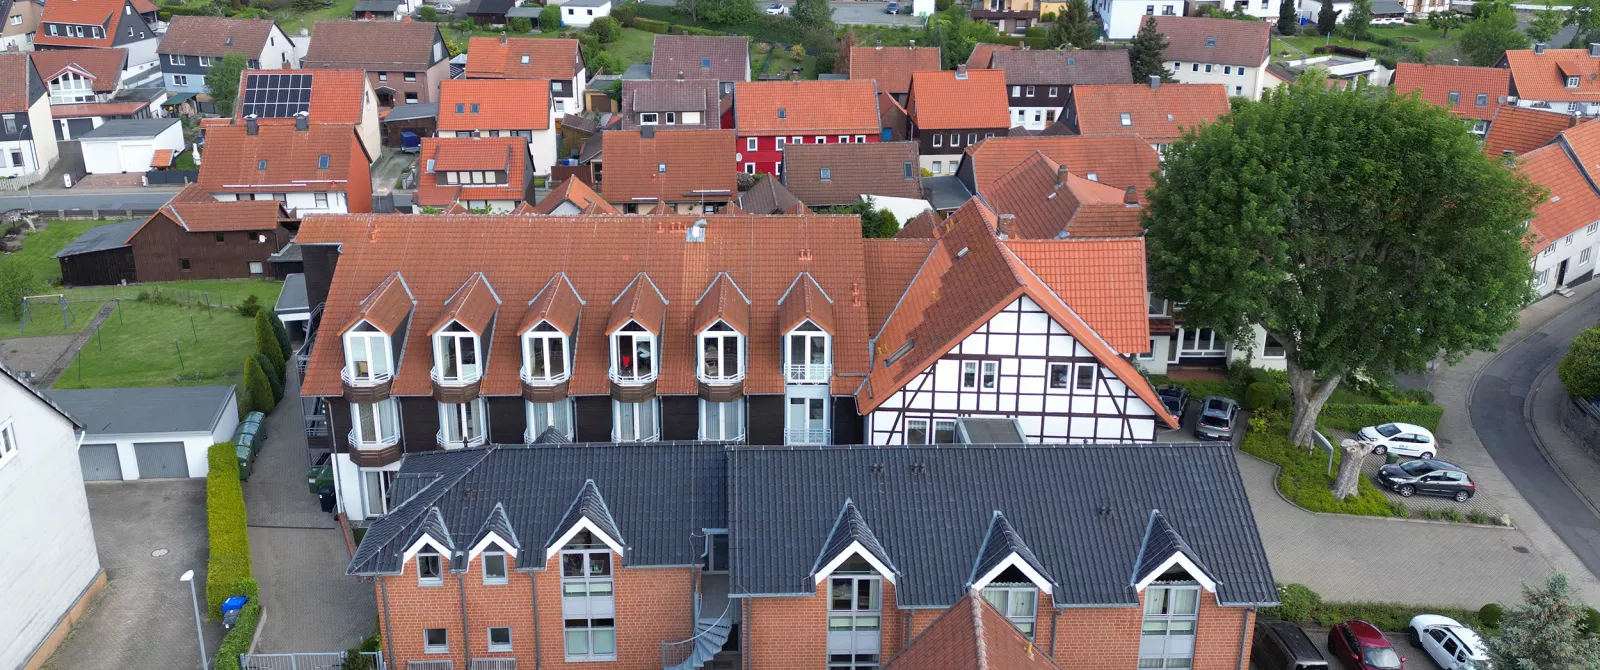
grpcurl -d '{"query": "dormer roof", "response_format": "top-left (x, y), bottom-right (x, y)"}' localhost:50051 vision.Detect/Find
top-left (428, 272), bottom-right (501, 336)
top-left (344, 272), bottom-right (415, 334)
top-left (969, 511), bottom-right (1055, 594)
top-left (519, 273), bottom-right (585, 336)
top-left (468, 502), bottom-right (520, 560)
top-left (606, 273), bottom-right (669, 336)
top-left (812, 498), bottom-right (897, 585)
top-left (778, 272), bottom-right (835, 334)
top-left (546, 479), bottom-right (627, 559)
top-left (694, 272), bottom-right (751, 334)
top-left (1130, 509), bottom-right (1218, 593)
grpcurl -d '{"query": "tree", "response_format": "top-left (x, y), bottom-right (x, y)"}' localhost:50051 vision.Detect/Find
top-left (793, 0), bottom-right (833, 28)
top-left (541, 3), bottom-right (562, 29)
top-left (266, 308), bottom-right (293, 360)
top-left (1049, 0), bottom-right (1097, 49)
top-left (1561, 327), bottom-right (1600, 400)
top-left (241, 356), bottom-right (276, 415)
top-left (1527, 3), bottom-right (1566, 42)
top-left (1426, 9), bottom-right (1468, 37)
top-left (1489, 574), bottom-right (1600, 669)
top-left (701, 0), bottom-right (756, 25)
top-left (1339, 0), bottom-right (1371, 40)
top-left (252, 352), bottom-right (284, 402)
top-left (205, 53), bottom-right (249, 118)
top-left (825, 201), bottom-right (899, 237)
top-left (254, 310), bottom-right (286, 382)
top-left (1331, 438), bottom-right (1370, 500)
top-left (419, 5), bottom-right (437, 20)
top-left (587, 15), bottom-right (619, 42)
top-left (1128, 17), bottom-right (1175, 83)
top-left (1143, 76), bottom-right (1541, 447)
top-left (1459, 3), bottom-right (1531, 66)
top-left (508, 17), bottom-right (532, 32)
top-left (0, 261), bottom-right (38, 321)
top-left (1277, 0), bottom-right (1298, 36)
top-left (927, 4), bottom-right (996, 68)
top-left (1566, 0), bottom-right (1600, 48)
top-left (1317, 0), bottom-right (1336, 35)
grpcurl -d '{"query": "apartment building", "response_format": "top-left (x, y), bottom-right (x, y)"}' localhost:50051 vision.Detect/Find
top-left (1154, 16), bottom-right (1272, 100)
top-left (463, 36), bottom-right (586, 117)
top-left (302, 20), bottom-right (448, 108)
top-left (733, 79), bottom-right (881, 176)
top-left (987, 49), bottom-right (1133, 130)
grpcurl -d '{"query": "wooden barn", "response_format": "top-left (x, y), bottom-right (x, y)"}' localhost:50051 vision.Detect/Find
top-left (54, 219), bottom-right (141, 287)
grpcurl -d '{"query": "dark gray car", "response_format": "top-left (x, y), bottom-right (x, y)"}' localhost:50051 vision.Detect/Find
top-left (1194, 396), bottom-right (1240, 441)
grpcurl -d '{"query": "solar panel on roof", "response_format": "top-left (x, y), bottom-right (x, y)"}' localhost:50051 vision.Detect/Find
top-left (240, 72), bottom-right (312, 119)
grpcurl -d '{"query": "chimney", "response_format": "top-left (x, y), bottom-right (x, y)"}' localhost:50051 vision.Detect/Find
top-left (1535, 42), bottom-right (1547, 55)
top-left (955, 64), bottom-right (968, 80)
top-left (1149, 74), bottom-right (1161, 89)
top-left (995, 214), bottom-right (1015, 239)
top-left (640, 125), bottom-right (655, 138)
top-left (294, 110), bottom-right (309, 131)
top-left (1123, 185), bottom-right (1139, 206)
top-left (1055, 164), bottom-right (1068, 187)
top-left (876, 39), bottom-right (883, 50)
top-left (402, 14), bottom-right (411, 22)
top-left (245, 114), bottom-right (258, 136)
top-left (677, 70), bottom-right (684, 80)
top-left (1590, 43), bottom-right (1600, 58)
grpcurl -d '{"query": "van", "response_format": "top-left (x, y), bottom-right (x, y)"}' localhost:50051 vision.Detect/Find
top-left (1252, 618), bottom-right (1329, 670)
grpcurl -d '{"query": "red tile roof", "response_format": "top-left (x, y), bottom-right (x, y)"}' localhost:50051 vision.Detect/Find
top-left (197, 122), bottom-right (367, 194)
top-left (437, 78), bottom-right (551, 131)
top-left (428, 272), bottom-right (501, 336)
top-left (965, 43), bottom-right (1019, 69)
top-left (599, 129), bottom-right (737, 204)
top-left (29, 48), bottom-right (125, 93)
top-left (1482, 104), bottom-right (1582, 157)
top-left (519, 273), bottom-right (584, 336)
top-left (848, 45), bottom-right (942, 95)
top-left (1503, 49), bottom-right (1600, 103)
top-left (907, 68), bottom-right (1011, 131)
top-left (122, 183), bottom-right (289, 240)
top-left (778, 272), bottom-right (835, 335)
top-left (1006, 237), bottom-right (1149, 353)
top-left (302, 20), bottom-right (443, 69)
top-left (235, 69), bottom-right (369, 126)
top-left (1152, 16), bottom-right (1271, 68)
top-left (962, 135), bottom-right (1162, 199)
top-left (0, 53), bottom-right (39, 114)
top-left (344, 272), bottom-right (416, 334)
top-left (530, 176), bottom-right (617, 214)
top-left (651, 35), bottom-right (749, 84)
top-left (978, 151), bottom-right (1144, 242)
top-left (1068, 83), bottom-right (1229, 142)
top-left (734, 80), bottom-right (880, 135)
top-left (1392, 63), bottom-right (1509, 121)
top-left (157, 16), bottom-right (278, 58)
top-left (38, 0), bottom-right (121, 30)
top-left (693, 272), bottom-right (751, 334)
top-left (886, 595), bottom-right (1063, 670)
top-left (464, 36), bottom-right (583, 80)
top-left (415, 136), bottom-right (530, 207)
top-left (150, 149), bottom-right (174, 168)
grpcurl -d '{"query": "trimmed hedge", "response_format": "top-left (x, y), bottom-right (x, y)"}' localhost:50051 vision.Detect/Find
top-left (212, 578), bottom-right (261, 670)
top-left (206, 443), bottom-right (252, 616)
top-left (671, 24), bottom-right (724, 35)
top-left (1262, 583), bottom-right (1486, 632)
top-left (633, 16), bottom-right (669, 32)
top-left (1317, 403), bottom-right (1444, 432)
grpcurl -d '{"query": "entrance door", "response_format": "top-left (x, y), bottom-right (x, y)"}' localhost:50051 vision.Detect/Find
top-left (133, 442), bottom-right (190, 478)
top-left (1559, 259), bottom-right (1570, 287)
top-left (79, 444), bottom-right (123, 481)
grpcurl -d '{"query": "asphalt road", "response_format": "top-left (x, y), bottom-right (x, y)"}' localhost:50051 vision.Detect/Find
top-left (640, 0), bottom-right (926, 25)
top-left (1470, 289), bottom-right (1600, 579)
top-left (0, 190), bottom-right (179, 214)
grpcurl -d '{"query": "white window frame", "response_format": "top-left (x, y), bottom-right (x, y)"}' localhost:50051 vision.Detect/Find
top-left (1074, 363), bottom-right (1097, 392)
top-left (562, 546), bottom-right (617, 661)
top-left (1047, 363), bottom-right (1071, 389)
top-left (172, 74), bottom-right (189, 87)
top-left (170, 54), bottom-right (186, 65)
top-left (0, 418), bottom-right (17, 470)
top-left (1588, 222), bottom-right (1599, 235)
top-left (854, 135), bottom-right (866, 142)
top-left (343, 322), bottom-right (393, 382)
top-left (827, 574), bottom-right (883, 669)
top-left (610, 323), bottom-right (656, 383)
top-left (982, 584), bottom-right (1038, 639)
top-left (932, 134), bottom-right (942, 147)
top-left (437, 398), bottom-right (488, 448)
top-left (786, 322), bottom-right (831, 382)
top-left (961, 360), bottom-right (979, 389)
top-left (423, 628), bottom-right (449, 654)
top-left (981, 361), bottom-right (997, 389)
top-left (525, 398), bottom-right (575, 441)
top-left (483, 551), bottom-right (509, 585)
top-left (350, 399), bottom-right (400, 447)
top-left (487, 626), bottom-right (513, 652)
top-left (361, 469), bottom-right (394, 516)
top-left (1177, 327), bottom-right (1227, 357)
top-left (1139, 583), bottom-right (1200, 669)
top-left (699, 398), bottom-right (745, 441)
top-left (698, 322), bottom-right (744, 382)
top-left (432, 323), bottom-right (482, 385)
top-left (417, 550), bottom-right (445, 587)
top-left (640, 112), bottom-right (659, 125)
top-left (612, 398), bottom-right (659, 443)
top-left (523, 326), bottom-right (570, 382)
top-left (1584, 248), bottom-right (1593, 265)
top-left (747, 137), bottom-right (758, 151)
top-left (1569, 76), bottom-right (1582, 88)
top-left (744, 163), bottom-right (756, 174)
top-left (905, 418), bottom-right (929, 444)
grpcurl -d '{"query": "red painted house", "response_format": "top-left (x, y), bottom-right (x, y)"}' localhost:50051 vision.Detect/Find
top-left (732, 80), bottom-right (880, 177)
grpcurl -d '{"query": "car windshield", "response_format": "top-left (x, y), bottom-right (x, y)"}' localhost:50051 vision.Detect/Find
top-left (1362, 646), bottom-right (1402, 669)
top-left (1398, 460), bottom-right (1436, 475)
top-left (1199, 414), bottom-right (1229, 427)
top-left (1374, 423), bottom-right (1401, 437)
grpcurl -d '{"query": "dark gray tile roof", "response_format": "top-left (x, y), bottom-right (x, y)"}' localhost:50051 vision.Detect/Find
top-left (46, 386), bottom-right (237, 435)
top-left (1132, 509), bottom-right (1216, 587)
top-left (76, 118), bottom-right (180, 140)
top-left (970, 511), bottom-right (1053, 587)
top-left (349, 443), bottom-right (728, 575)
top-left (727, 443), bottom-right (1278, 607)
top-left (472, 502), bottom-right (520, 551)
top-left (813, 499), bottom-right (897, 577)
top-left (549, 479), bottom-right (626, 549)
top-left (990, 50), bottom-right (1132, 87)
top-left (54, 219), bottom-right (142, 257)
top-left (921, 175), bottom-right (973, 211)
top-left (0, 359), bottom-right (81, 428)
top-left (533, 426), bottom-right (572, 443)
top-left (275, 273), bottom-right (309, 314)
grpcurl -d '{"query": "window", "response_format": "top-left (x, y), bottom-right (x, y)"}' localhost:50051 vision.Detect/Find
top-left (1476, 93), bottom-right (1489, 106)
top-left (1588, 222), bottom-right (1598, 235)
top-left (434, 322), bottom-right (482, 384)
top-left (1178, 327), bottom-right (1227, 356)
top-left (699, 322), bottom-right (742, 381)
top-left (1025, 85), bottom-right (1035, 97)
top-left (1587, 248), bottom-right (1596, 265)
top-left (828, 573), bottom-right (882, 670)
top-left (1048, 363), bottom-right (1071, 389)
top-left (378, 71), bottom-right (388, 82)
top-left (820, 167), bottom-right (832, 180)
top-left (744, 163), bottom-right (755, 174)
top-left (904, 162), bottom-right (915, 179)
top-left (1545, 245), bottom-right (1557, 256)
top-left (470, 103), bottom-right (480, 114)
top-left (640, 112), bottom-right (659, 125)
top-left (933, 418), bottom-right (957, 443)
top-left (1012, 85), bottom-right (1021, 96)
top-left (775, 136), bottom-right (786, 151)
top-left (180, 258), bottom-right (192, 271)
top-left (1074, 364), bottom-right (1096, 391)
top-left (487, 626), bottom-right (512, 652)
top-left (983, 585), bottom-right (1037, 638)
top-left (214, 232), bottom-right (226, 244)
top-left (704, 531), bottom-right (730, 572)
top-left (792, 135), bottom-right (803, 144)
top-left (855, 135), bottom-right (866, 142)
top-left (314, 192), bottom-right (329, 208)
top-left (51, 71), bottom-right (95, 104)
top-left (967, 132), bottom-right (977, 144)
top-left (982, 361), bottom-right (997, 389)
top-left (700, 398), bottom-right (745, 441)
top-left (170, 54), bottom-right (187, 65)
top-left (0, 419), bottom-right (16, 469)
top-left (1139, 584), bottom-right (1200, 669)
top-left (1120, 112), bottom-right (1132, 126)
top-left (613, 399), bottom-right (658, 442)
top-left (787, 322), bottom-right (831, 382)
top-left (683, 111), bottom-right (702, 124)
top-left (7, 15), bottom-right (17, 24)
top-left (747, 137), bottom-right (758, 151)
top-left (1192, 63), bottom-right (1199, 72)
top-left (483, 552), bottom-right (509, 584)
top-left (932, 134), bottom-right (942, 147)
top-left (906, 418), bottom-right (928, 444)
top-left (1537, 268), bottom-right (1551, 287)
top-left (1224, 66), bottom-right (1231, 74)
top-left (1569, 76), bottom-right (1582, 89)
top-left (962, 360), bottom-right (978, 389)
top-left (1262, 333), bottom-right (1286, 359)
top-left (948, 132), bottom-right (959, 146)
top-left (1567, 233), bottom-right (1576, 246)
top-left (1448, 91), bottom-right (1460, 105)
top-left (48, 23), bottom-right (56, 35)
top-left (405, 92), bottom-right (418, 104)
top-left (257, 159), bottom-right (268, 171)
top-left (562, 544), bottom-right (617, 661)
top-left (666, 111), bottom-right (677, 124)
top-left (424, 628), bottom-right (449, 654)
top-left (438, 398), bottom-right (488, 448)
top-left (526, 398), bottom-right (574, 441)
top-left (1146, 4), bottom-right (1154, 13)
top-left (611, 323), bottom-right (654, 381)
top-left (931, 161), bottom-right (942, 174)
top-left (1235, 85), bottom-right (1243, 95)
top-left (248, 262), bottom-right (264, 275)
top-left (787, 396), bottom-right (828, 445)
top-left (198, 56), bottom-right (212, 67)
top-left (417, 549), bottom-right (444, 586)
top-left (405, 72), bottom-right (416, 82)
top-left (1048, 86), bottom-right (1058, 97)
top-left (839, 135), bottom-right (849, 143)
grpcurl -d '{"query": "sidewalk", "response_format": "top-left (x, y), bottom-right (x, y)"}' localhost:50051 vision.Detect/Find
top-left (1531, 373), bottom-right (1600, 525)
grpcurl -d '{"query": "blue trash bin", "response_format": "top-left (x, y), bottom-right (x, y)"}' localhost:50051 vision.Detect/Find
top-left (221, 596), bottom-right (249, 629)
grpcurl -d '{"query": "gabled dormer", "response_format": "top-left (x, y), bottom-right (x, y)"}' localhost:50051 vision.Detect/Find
top-left (519, 273), bottom-right (584, 402)
top-left (606, 273), bottom-right (667, 402)
top-left (1130, 510), bottom-right (1216, 668)
top-left (427, 273), bottom-right (500, 398)
top-left (812, 498), bottom-right (894, 666)
top-left (968, 511), bottom-right (1055, 640)
top-left (548, 479), bottom-right (623, 662)
top-left (402, 507), bottom-right (455, 587)
top-left (1130, 509), bottom-right (1218, 595)
top-left (469, 502), bottom-right (520, 585)
top-left (694, 272), bottom-right (750, 400)
top-left (340, 272), bottom-right (414, 402)
top-left (778, 272), bottom-right (835, 384)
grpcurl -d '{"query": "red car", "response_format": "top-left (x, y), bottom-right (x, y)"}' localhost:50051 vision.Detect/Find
top-left (1328, 620), bottom-right (1405, 670)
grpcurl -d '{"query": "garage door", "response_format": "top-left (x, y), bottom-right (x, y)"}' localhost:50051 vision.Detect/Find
top-left (133, 442), bottom-right (189, 479)
top-left (66, 118), bottom-right (95, 140)
top-left (79, 444), bottom-right (123, 481)
top-left (119, 143), bottom-right (154, 173)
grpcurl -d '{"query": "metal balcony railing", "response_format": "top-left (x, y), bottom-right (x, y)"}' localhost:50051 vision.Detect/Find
top-left (436, 429), bottom-right (488, 449)
top-left (696, 366), bottom-right (745, 385)
top-left (785, 428), bottom-right (831, 445)
top-left (347, 428), bottom-right (399, 450)
top-left (341, 366), bottom-right (391, 387)
top-left (786, 364), bottom-right (832, 383)
top-left (608, 366), bottom-right (657, 385)
top-left (520, 366), bottom-right (571, 386)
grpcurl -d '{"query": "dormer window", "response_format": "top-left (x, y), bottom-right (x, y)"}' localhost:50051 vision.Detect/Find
top-left (1140, 581), bottom-right (1200, 669)
top-left (561, 530), bottom-right (617, 662)
top-left (698, 321), bottom-right (743, 382)
top-left (417, 548), bottom-right (444, 586)
top-left (432, 321), bottom-right (481, 386)
top-left (785, 321), bottom-right (830, 383)
top-left (981, 569), bottom-right (1039, 638)
top-left (609, 322), bottom-right (655, 383)
top-left (342, 322), bottom-right (392, 385)
top-left (522, 322), bottom-right (569, 383)
top-left (1568, 76), bottom-right (1582, 88)
top-left (827, 556), bottom-right (883, 670)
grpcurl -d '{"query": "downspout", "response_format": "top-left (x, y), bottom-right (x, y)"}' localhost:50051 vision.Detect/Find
top-left (530, 565), bottom-right (543, 670)
top-left (742, 598), bottom-right (752, 670)
top-left (1237, 607), bottom-right (1256, 670)
top-left (379, 578), bottom-right (397, 667)
top-left (1049, 608), bottom-right (1060, 657)
top-left (458, 562), bottom-right (473, 668)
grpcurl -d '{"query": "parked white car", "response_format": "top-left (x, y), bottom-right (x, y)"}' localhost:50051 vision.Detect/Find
top-left (1409, 614), bottom-right (1490, 669)
top-left (1358, 422), bottom-right (1437, 459)
top-left (764, 2), bottom-right (788, 14)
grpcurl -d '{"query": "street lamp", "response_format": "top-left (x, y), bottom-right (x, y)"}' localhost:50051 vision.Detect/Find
top-left (179, 569), bottom-right (209, 669)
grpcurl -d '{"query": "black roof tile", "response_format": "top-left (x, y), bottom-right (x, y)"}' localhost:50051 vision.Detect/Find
top-left (970, 511), bottom-right (1054, 590)
top-left (811, 498), bottom-right (898, 588)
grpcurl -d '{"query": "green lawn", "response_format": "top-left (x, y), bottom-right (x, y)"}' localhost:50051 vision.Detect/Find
top-left (52, 300), bottom-right (258, 389)
top-left (751, 43), bottom-right (819, 78)
top-left (447, 25), bottom-right (658, 68)
top-left (0, 301), bottom-right (101, 339)
top-left (3, 220), bottom-right (112, 285)
top-left (63, 280), bottom-right (281, 308)
top-left (1274, 23), bottom-right (1455, 61)
top-left (274, 0), bottom-right (360, 34)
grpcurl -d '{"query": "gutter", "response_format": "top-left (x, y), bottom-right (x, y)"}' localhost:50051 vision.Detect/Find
top-left (457, 564), bottom-right (472, 667)
top-left (379, 578), bottom-right (397, 667)
top-left (1237, 606), bottom-right (1256, 670)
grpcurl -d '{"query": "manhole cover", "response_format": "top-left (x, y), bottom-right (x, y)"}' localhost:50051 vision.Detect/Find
top-left (1513, 546), bottom-right (1530, 554)
top-left (151, 548), bottom-right (169, 557)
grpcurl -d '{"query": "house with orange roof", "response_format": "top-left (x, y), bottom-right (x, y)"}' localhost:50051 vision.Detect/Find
top-left (732, 79), bottom-right (880, 177)
top-left (955, 134), bottom-right (1161, 201)
top-left (1392, 62), bottom-right (1510, 138)
top-left (302, 20), bottom-right (449, 108)
top-left (0, 52), bottom-right (58, 180)
top-left (197, 116), bottom-right (373, 214)
top-left (436, 78), bottom-right (557, 176)
top-left (1062, 80), bottom-right (1230, 155)
top-left (233, 69), bottom-right (381, 163)
top-left (414, 136), bottom-right (535, 213)
top-left (33, 0), bottom-right (159, 67)
top-left (1482, 104), bottom-right (1583, 157)
top-left (528, 176), bottom-right (616, 214)
top-left (599, 127), bottom-right (736, 214)
top-left (1501, 44), bottom-right (1600, 118)
top-left (846, 43), bottom-right (942, 103)
top-left (906, 67), bottom-right (1010, 176)
top-left (1518, 120), bottom-right (1600, 296)
top-left (464, 36), bottom-right (587, 117)
top-left (0, 0), bottom-right (46, 52)
top-left (29, 48), bottom-right (164, 141)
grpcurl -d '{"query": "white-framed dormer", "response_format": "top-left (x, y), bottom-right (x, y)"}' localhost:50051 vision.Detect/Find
top-left (698, 320), bottom-right (745, 384)
top-left (609, 321), bottom-right (656, 384)
top-left (785, 320), bottom-right (831, 384)
top-left (342, 320), bottom-right (393, 387)
top-left (431, 320), bottom-right (482, 387)
top-left (521, 321), bottom-right (571, 386)
top-left (401, 530), bottom-right (452, 587)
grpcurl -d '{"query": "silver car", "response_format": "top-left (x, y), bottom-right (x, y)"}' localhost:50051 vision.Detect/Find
top-left (1194, 396), bottom-right (1240, 441)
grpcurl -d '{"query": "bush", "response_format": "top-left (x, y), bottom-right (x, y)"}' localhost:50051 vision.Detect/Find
top-left (1260, 583), bottom-right (1483, 631)
top-left (509, 16), bottom-right (532, 32)
top-left (1245, 381), bottom-right (1279, 411)
top-left (633, 16), bottom-right (669, 32)
top-left (1317, 403), bottom-right (1444, 432)
top-left (266, 309), bottom-right (293, 360)
top-left (671, 24), bottom-right (723, 35)
top-left (235, 294), bottom-right (262, 318)
top-left (1584, 607), bottom-right (1600, 635)
top-left (252, 352), bottom-right (284, 402)
top-left (205, 444), bottom-right (252, 616)
top-left (814, 50), bottom-right (835, 73)
top-left (211, 579), bottom-right (260, 670)
top-left (1241, 419), bottom-right (1404, 517)
top-left (789, 43), bottom-right (805, 59)
top-left (1040, 10), bottom-right (1056, 20)
top-left (935, 0), bottom-right (952, 9)
top-left (1479, 602), bottom-right (1504, 629)
top-left (1561, 327), bottom-right (1600, 401)
top-left (540, 3), bottom-right (561, 29)
top-left (610, 1), bottom-right (635, 24)
top-left (1263, 583), bottom-right (1323, 623)
top-left (254, 311), bottom-right (286, 380)
top-left (754, 41), bottom-right (772, 54)
top-left (420, 4), bottom-right (437, 20)
top-left (588, 16), bottom-right (619, 42)
top-left (242, 357), bottom-right (276, 416)
top-left (230, 6), bottom-right (269, 18)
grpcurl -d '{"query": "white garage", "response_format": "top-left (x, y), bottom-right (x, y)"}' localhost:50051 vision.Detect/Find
top-left (78, 118), bottom-right (184, 175)
top-left (48, 386), bottom-right (240, 481)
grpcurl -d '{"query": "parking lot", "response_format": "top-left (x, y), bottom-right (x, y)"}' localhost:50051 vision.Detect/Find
top-left (1252, 625), bottom-right (1444, 670)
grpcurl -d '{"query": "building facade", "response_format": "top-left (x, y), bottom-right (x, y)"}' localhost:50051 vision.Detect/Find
top-left (157, 16), bottom-right (298, 94)
top-left (33, 0), bottom-right (160, 66)
top-left (989, 49), bottom-right (1133, 130)
top-left (1154, 16), bottom-right (1272, 100)
top-left (906, 67), bottom-right (1011, 175)
top-left (0, 53), bottom-right (60, 180)
top-left (302, 20), bottom-right (449, 108)
top-left (733, 80), bottom-right (881, 176)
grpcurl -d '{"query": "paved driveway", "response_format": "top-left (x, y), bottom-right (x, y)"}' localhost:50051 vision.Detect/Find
top-left (43, 480), bottom-right (226, 670)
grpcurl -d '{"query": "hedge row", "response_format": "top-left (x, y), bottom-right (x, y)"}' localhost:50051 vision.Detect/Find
top-left (633, 4), bottom-right (803, 44)
top-left (632, 16), bottom-right (669, 33)
top-left (212, 579), bottom-right (261, 670)
top-left (1262, 583), bottom-right (1486, 632)
top-left (1318, 403), bottom-right (1444, 432)
top-left (206, 442), bottom-right (252, 615)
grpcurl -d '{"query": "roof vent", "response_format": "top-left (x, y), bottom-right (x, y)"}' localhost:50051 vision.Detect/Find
top-left (778, 108), bottom-right (787, 118)
top-left (955, 246), bottom-right (969, 259)
top-left (871, 463), bottom-right (885, 476)
top-left (910, 463), bottom-right (926, 475)
top-left (1098, 505), bottom-right (1113, 517)
top-left (1535, 42), bottom-right (1547, 55)
top-left (294, 110), bottom-right (309, 131)
top-left (1148, 75), bottom-right (1161, 89)
top-left (1205, 36), bottom-right (1217, 48)
top-left (955, 64), bottom-right (968, 80)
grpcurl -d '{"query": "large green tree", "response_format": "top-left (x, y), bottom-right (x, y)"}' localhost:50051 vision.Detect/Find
top-left (1317, 0), bottom-right (1337, 35)
top-left (700, 0), bottom-right (756, 25)
top-left (205, 52), bottom-right (249, 118)
top-left (1143, 76), bottom-right (1541, 447)
top-left (1338, 0), bottom-right (1372, 40)
top-left (927, 5), bottom-right (997, 68)
top-left (1566, 0), bottom-right (1600, 48)
top-left (1277, 0), bottom-right (1298, 35)
top-left (793, 0), bottom-right (833, 28)
top-left (1128, 17), bottom-right (1174, 83)
top-left (1426, 9), bottom-right (1469, 38)
top-left (1489, 574), bottom-right (1600, 669)
top-left (1527, 3), bottom-right (1565, 42)
top-left (1049, 0), bottom-right (1098, 49)
top-left (1459, 3), bottom-right (1531, 66)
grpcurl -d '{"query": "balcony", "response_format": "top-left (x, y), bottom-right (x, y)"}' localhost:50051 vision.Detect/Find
top-left (340, 366), bottom-right (393, 403)
top-left (346, 429), bottom-right (402, 467)
top-left (436, 429), bottom-right (489, 450)
top-left (786, 364), bottom-right (832, 384)
top-left (970, 7), bottom-right (1038, 20)
top-left (786, 428), bottom-right (831, 445)
top-left (608, 367), bottom-right (657, 403)
top-left (521, 367), bottom-right (571, 403)
top-left (431, 366), bottom-right (483, 403)
top-left (697, 369), bottom-right (744, 403)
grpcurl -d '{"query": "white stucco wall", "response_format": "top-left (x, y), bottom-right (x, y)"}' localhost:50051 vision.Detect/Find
top-left (1533, 222), bottom-right (1600, 297)
top-left (1096, 0), bottom-right (1182, 40)
top-left (1169, 59), bottom-right (1269, 99)
top-left (561, 1), bottom-right (611, 27)
top-left (213, 190), bottom-right (350, 214)
top-left (81, 123), bottom-right (185, 174)
top-left (261, 25), bottom-right (300, 69)
top-left (0, 378), bottom-right (101, 669)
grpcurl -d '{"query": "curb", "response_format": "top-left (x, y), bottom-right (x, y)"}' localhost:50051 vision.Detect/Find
top-left (1523, 364), bottom-right (1600, 521)
top-left (1235, 449), bottom-right (1514, 529)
